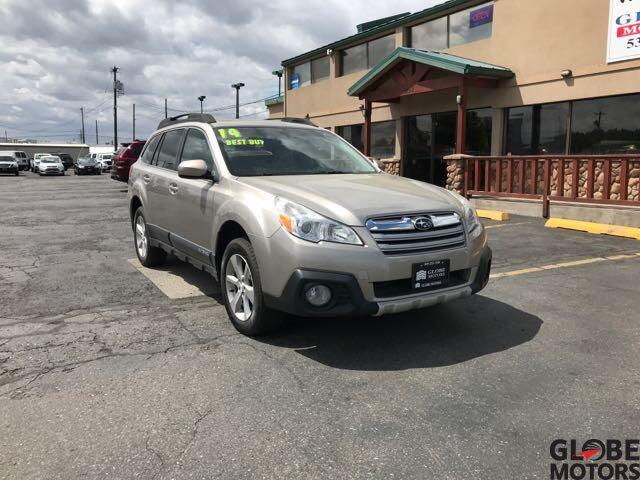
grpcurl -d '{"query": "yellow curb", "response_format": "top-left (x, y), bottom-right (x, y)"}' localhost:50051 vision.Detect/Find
top-left (477, 209), bottom-right (510, 221)
top-left (545, 218), bottom-right (640, 240)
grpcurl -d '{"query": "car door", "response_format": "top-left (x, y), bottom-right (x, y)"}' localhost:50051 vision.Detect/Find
top-left (148, 128), bottom-right (186, 244)
top-left (164, 128), bottom-right (218, 266)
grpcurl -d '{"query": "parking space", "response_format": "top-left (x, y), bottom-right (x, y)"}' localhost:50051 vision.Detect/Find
top-left (0, 174), bottom-right (639, 479)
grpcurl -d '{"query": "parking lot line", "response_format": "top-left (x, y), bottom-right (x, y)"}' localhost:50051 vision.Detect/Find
top-left (128, 258), bottom-right (218, 299)
top-left (484, 222), bottom-right (532, 230)
top-left (491, 252), bottom-right (640, 279)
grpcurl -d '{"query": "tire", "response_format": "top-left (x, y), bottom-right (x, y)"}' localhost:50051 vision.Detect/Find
top-left (220, 238), bottom-right (284, 336)
top-left (133, 207), bottom-right (166, 267)
top-left (15, 171), bottom-right (19, 176)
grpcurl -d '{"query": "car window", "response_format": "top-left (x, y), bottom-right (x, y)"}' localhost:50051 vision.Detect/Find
top-left (130, 142), bottom-right (144, 155)
top-left (139, 135), bottom-right (161, 165)
top-left (180, 129), bottom-right (215, 173)
top-left (156, 129), bottom-right (185, 170)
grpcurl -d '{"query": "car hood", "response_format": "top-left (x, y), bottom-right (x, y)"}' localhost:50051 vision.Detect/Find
top-left (237, 173), bottom-right (462, 226)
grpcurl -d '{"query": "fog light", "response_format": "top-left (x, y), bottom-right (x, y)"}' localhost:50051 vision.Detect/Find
top-left (304, 284), bottom-right (332, 307)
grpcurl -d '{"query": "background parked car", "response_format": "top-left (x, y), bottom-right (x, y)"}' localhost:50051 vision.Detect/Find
top-left (37, 156), bottom-right (65, 176)
top-left (74, 156), bottom-right (101, 175)
top-left (97, 153), bottom-right (113, 172)
top-left (0, 151), bottom-right (29, 171)
top-left (55, 153), bottom-right (74, 170)
top-left (0, 154), bottom-right (19, 175)
top-left (31, 153), bottom-right (52, 172)
top-left (111, 140), bottom-right (145, 182)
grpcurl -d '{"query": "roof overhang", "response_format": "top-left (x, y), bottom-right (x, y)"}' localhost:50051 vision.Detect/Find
top-left (348, 47), bottom-right (514, 100)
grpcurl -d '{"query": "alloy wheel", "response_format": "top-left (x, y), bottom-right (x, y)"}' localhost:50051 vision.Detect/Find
top-left (225, 254), bottom-right (255, 322)
top-left (135, 216), bottom-right (148, 259)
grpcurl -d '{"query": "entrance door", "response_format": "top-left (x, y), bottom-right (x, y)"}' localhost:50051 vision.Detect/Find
top-left (404, 112), bottom-right (457, 186)
top-left (432, 111), bottom-right (457, 187)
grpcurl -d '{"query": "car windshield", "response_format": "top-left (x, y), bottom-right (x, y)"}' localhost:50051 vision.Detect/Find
top-left (0, 156), bottom-right (14, 162)
top-left (78, 158), bottom-right (95, 165)
top-left (213, 126), bottom-right (377, 176)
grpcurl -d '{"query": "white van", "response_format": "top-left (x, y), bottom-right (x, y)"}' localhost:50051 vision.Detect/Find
top-left (0, 151), bottom-right (29, 171)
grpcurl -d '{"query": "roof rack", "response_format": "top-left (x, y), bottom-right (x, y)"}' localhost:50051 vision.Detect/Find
top-left (157, 113), bottom-right (216, 130)
top-left (269, 117), bottom-right (318, 127)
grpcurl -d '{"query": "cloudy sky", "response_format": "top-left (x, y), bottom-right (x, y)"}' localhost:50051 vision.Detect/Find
top-left (0, 0), bottom-right (442, 145)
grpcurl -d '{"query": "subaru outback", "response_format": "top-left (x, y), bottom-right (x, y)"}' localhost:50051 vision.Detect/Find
top-left (128, 114), bottom-right (491, 336)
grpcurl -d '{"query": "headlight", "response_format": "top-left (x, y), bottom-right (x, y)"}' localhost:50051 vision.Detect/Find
top-left (275, 197), bottom-right (362, 245)
top-left (459, 195), bottom-right (480, 233)
top-left (79, 165), bottom-right (85, 168)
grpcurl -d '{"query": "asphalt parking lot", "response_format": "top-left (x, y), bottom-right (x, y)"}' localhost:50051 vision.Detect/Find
top-left (1, 171), bottom-right (639, 479)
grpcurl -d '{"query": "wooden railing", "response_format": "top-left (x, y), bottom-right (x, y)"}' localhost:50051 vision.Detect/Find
top-left (461, 155), bottom-right (640, 217)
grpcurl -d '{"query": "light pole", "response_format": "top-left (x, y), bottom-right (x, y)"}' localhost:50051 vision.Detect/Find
top-left (231, 83), bottom-right (245, 119)
top-left (198, 95), bottom-right (206, 114)
top-left (272, 70), bottom-right (283, 97)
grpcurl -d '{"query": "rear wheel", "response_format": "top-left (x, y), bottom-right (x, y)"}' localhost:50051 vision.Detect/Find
top-left (133, 207), bottom-right (166, 267)
top-left (221, 238), bottom-right (283, 336)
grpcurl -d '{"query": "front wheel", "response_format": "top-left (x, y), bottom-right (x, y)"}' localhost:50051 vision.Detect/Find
top-left (220, 238), bottom-right (283, 336)
top-left (133, 207), bottom-right (166, 267)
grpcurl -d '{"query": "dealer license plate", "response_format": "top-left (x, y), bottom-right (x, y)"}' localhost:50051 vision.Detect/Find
top-left (412, 260), bottom-right (450, 291)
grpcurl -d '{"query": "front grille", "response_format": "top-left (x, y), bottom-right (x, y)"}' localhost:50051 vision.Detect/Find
top-left (366, 211), bottom-right (466, 255)
top-left (374, 269), bottom-right (471, 299)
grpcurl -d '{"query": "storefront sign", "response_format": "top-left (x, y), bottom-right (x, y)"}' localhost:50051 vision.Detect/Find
top-left (290, 73), bottom-right (300, 90)
top-left (469, 4), bottom-right (493, 28)
top-left (607, 0), bottom-right (640, 63)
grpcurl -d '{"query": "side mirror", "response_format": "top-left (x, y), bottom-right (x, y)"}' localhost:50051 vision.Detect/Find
top-left (178, 159), bottom-right (209, 179)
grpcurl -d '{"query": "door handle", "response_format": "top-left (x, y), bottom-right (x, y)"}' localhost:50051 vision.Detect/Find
top-left (143, 174), bottom-right (151, 184)
top-left (169, 183), bottom-right (178, 195)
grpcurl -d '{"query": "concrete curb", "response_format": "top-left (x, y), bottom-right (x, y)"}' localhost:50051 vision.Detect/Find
top-left (545, 218), bottom-right (640, 240)
top-left (477, 209), bottom-right (510, 221)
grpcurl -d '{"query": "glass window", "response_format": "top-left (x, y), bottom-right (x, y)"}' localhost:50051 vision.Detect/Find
top-left (213, 127), bottom-right (376, 177)
top-left (311, 56), bottom-right (330, 83)
top-left (181, 129), bottom-right (215, 172)
top-left (336, 124), bottom-right (364, 152)
top-left (341, 43), bottom-right (367, 76)
top-left (411, 17), bottom-right (448, 51)
top-left (506, 103), bottom-right (568, 155)
top-left (156, 129), bottom-right (185, 170)
top-left (370, 121), bottom-right (397, 158)
top-left (466, 108), bottom-right (493, 156)
top-left (290, 62), bottom-right (311, 89)
top-left (570, 94), bottom-right (640, 154)
top-left (139, 135), bottom-right (161, 164)
top-left (449, 2), bottom-right (493, 47)
top-left (367, 35), bottom-right (395, 67)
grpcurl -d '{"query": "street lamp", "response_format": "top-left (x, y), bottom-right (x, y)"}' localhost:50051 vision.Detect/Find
top-left (272, 70), bottom-right (283, 97)
top-left (231, 83), bottom-right (245, 119)
top-left (198, 95), bottom-right (206, 114)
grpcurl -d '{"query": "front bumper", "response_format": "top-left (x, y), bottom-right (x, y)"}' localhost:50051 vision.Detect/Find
top-left (252, 225), bottom-right (491, 317)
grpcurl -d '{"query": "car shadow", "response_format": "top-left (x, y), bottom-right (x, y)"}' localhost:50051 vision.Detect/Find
top-left (259, 295), bottom-right (542, 371)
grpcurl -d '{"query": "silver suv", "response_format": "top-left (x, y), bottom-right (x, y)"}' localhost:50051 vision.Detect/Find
top-left (128, 114), bottom-right (491, 335)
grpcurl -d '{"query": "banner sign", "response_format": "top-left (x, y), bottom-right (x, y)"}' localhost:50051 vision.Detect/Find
top-left (469, 4), bottom-right (493, 28)
top-left (607, 0), bottom-right (640, 63)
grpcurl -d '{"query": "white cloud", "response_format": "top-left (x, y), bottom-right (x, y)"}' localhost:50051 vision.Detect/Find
top-left (0, 0), bottom-right (442, 144)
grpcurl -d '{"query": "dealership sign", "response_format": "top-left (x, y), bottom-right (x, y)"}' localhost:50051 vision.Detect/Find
top-left (607, 0), bottom-right (640, 63)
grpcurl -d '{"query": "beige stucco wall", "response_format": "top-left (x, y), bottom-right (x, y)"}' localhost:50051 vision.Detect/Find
top-left (280, 0), bottom-right (640, 157)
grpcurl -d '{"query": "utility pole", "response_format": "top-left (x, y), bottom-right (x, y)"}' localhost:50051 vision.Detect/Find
top-left (164, 98), bottom-right (168, 119)
top-left (111, 66), bottom-right (119, 148)
top-left (231, 83), bottom-right (245, 119)
top-left (95, 120), bottom-right (99, 144)
top-left (133, 103), bottom-right (136, 140)
top-left (80, 107), bottom-right (86, 143)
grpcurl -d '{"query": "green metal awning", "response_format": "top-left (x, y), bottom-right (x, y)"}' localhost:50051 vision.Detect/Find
top-left (348, 47), bottom-right (514, 97)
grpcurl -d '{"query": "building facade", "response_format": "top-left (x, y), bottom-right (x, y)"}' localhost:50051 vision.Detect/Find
top-left (268, 0), bottom-right (640, 191)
